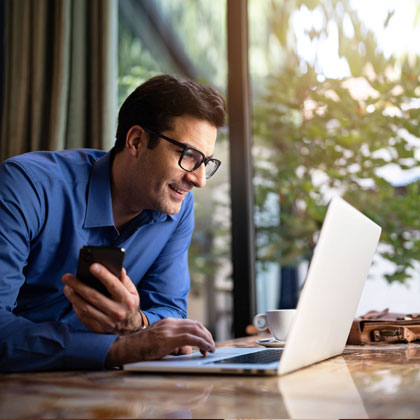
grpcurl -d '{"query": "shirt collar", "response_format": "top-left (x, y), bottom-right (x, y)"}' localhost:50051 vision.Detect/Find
top-left (84, 150), bottom-right (175, 229)
top-left (84, 151), bottom-right (114, 228)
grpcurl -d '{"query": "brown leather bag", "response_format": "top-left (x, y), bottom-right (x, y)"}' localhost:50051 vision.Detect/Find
top-left (347, 308), bottom-right (420, 344)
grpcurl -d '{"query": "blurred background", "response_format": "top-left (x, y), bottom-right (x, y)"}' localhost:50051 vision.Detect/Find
top-left (1, 0), bottom-right (420, 341)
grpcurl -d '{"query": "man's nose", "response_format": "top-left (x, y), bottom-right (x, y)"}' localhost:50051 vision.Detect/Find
top-left (185, 164), bottom-right (207, 188)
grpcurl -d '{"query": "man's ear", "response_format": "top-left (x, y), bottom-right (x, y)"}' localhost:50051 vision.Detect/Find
top-left (125, 125), bottom-right (147, 157)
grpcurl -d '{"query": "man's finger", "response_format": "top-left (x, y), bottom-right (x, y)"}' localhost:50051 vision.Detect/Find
top-left (171, 320), bottom-right (215, 350)
top-left (89, 263), bottom-right (126, 299)
top-left (170, 332), bottom-right (215, 354)
top-left (63, 286), bottom-right (116, 332)
top-left (120, 268), bottom-right (138, 294)
top-left (63, 273), bottom-right (118, 314)
top-left (170, 345), bottom-right (192, 356)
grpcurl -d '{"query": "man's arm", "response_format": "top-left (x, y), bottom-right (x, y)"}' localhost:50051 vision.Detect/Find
top-left (0, 159), bottom-right (116, 371)
top-left (139, 193), bottom-right (196, 324)
top-left (0, 310), bottom-right (117, 371)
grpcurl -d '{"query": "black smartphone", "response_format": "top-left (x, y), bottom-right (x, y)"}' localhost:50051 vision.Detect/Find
top-left (76, 245), bottom-right (125, 296)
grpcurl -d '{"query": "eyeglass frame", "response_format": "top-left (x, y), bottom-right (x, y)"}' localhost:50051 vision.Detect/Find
top-left (143, 128), bottom-right (221, 179)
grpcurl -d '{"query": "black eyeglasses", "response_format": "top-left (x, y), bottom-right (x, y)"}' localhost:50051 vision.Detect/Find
top-left (144, 128), bottom-right (221, 179)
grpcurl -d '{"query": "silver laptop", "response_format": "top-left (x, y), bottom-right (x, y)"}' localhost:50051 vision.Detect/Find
top-left (124, 197), bottom-right (381, 376)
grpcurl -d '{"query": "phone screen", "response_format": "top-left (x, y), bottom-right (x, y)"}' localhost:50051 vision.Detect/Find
top-left (76, 245), bottom-right (125, 295)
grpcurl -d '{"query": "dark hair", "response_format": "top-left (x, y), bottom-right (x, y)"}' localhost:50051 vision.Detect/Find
top-left (114, 74), bottom-right (226, 152)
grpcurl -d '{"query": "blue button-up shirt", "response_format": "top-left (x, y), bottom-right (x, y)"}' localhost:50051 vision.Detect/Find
top-left (0, 149), bottom-right (194, 371)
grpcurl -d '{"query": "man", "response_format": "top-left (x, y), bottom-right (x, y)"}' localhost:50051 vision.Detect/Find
top-left (0, 74), bottom-right (226, 371)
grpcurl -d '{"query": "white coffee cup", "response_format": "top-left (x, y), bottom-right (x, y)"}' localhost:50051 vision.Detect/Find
top-left (253, 309), bottom-right (296, 341)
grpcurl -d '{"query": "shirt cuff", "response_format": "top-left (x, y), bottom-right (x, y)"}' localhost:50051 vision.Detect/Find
top-left (141, 311), bottom-right (162, 325)
top-left (63, 331), bottom-right (118, 370)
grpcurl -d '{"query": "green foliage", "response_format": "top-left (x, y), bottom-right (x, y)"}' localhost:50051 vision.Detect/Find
top-left (253, 0), bottom-right (420, 283)
top-left (118, 21), bottom-right (162, 107)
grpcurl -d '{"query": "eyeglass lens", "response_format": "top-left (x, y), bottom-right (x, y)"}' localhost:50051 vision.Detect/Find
top-left (180, 148), bottom-right (219, 179)
top-left (204, 161), bottom-right (219, 178)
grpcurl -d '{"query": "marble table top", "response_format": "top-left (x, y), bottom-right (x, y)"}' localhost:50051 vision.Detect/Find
top-left (1, 340), bottom-right (420, 418)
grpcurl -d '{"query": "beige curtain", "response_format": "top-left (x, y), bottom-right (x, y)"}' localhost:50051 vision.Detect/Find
top-left (1, 0), bottom-right (117, 160)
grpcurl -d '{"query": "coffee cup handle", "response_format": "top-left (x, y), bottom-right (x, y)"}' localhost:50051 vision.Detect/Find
top-left (253, 314), bottom-right (268, 331)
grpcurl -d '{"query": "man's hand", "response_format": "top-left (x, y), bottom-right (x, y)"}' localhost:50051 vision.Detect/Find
top-left (62, 263), bottom-right (143, 335)
top-left (105, 317), bottom-right (216, 368)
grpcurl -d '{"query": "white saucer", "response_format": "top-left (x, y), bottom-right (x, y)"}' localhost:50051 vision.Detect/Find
top-left (256, 337), bottom-right (285, 348)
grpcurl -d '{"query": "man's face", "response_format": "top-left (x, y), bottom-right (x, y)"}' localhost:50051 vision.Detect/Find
top-left (130, 115), bottom-right (218, 215)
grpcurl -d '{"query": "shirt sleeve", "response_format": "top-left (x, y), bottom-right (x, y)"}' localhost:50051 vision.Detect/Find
top-left (140, 193), bottom-right (195, 324)
top-left (0, 160), bottom-right (116, 372)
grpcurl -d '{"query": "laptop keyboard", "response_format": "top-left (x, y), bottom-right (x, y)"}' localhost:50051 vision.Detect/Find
top-left (211, 349), bottom-right (283, 365)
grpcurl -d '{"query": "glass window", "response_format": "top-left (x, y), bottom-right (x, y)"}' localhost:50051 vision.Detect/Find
top-left (118, 0), bottom-right (232, 339)
top-left (249, 0), bottom-right (420, 314)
